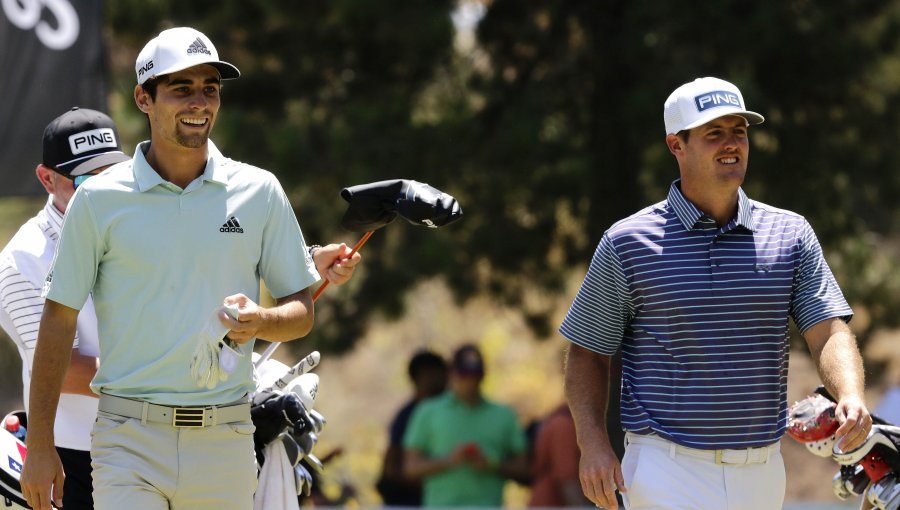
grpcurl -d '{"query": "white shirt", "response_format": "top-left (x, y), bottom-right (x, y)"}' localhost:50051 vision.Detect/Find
top-left (0, 196), bottom-right (99, 451)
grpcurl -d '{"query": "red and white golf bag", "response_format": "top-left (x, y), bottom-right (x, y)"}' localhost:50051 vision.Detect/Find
top-left (0, 411), bottom-right (30, 509)
top-left (787, 387), bottom-right (900, 510)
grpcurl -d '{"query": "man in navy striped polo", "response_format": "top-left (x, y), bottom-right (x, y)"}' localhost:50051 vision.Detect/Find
top-left (560, 77), bottom-right (872, 510)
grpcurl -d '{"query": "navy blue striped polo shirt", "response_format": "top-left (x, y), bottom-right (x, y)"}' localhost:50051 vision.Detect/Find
top-left (559, 180), bottom-right (852, 449)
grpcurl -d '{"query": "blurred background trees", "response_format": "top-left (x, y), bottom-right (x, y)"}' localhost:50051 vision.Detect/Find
top-left (6, 0), bottom-right (900, 367)
top-left (101, 0), bottom-right (900, 368)
top-left (4, 1), bottom-right (900, 503)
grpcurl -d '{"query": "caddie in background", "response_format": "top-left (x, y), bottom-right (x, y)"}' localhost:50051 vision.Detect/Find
top-left (0, 106), bottom-right (130, 510)
top-left (403, 344), bottom-right (530, 507)
top-left (560, 77), bottom-right (872, 510)
top-left (20, 27), bottom-right (359, 510)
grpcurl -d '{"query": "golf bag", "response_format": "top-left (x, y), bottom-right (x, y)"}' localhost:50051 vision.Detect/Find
top-left (786, 386), bottom-right (900, 510)
top-left (0, 352), bottom-right (325, 510)
top-left (251, 351), bottom-right (326, 509)
top-left (0, 411), bottom-right (29, 509)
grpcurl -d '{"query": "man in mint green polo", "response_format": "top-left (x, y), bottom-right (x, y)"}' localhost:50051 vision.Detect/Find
top-left (20, 27), bottom-right (358, 510)
top-left (403, 344), bottom-right (530, 507)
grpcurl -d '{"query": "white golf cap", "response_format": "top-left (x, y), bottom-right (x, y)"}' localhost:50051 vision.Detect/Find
top-left (663, 77), bottom-right (764, 135)
top-left (135, 27), bottom-right (240, 85)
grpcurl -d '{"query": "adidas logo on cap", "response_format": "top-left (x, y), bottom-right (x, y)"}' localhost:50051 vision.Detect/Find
top-left (187, 37), bottom-right (211, 56)
top-left (220, 216), bottom-right (243, 233)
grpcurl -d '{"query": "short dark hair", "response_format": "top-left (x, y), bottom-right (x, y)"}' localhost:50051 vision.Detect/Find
top-left (408, 350), bottom-right (447, 381)
top-left (677, 129), bottom-right (690, 143)
top-left (140, 75), bottom-right (165, 101)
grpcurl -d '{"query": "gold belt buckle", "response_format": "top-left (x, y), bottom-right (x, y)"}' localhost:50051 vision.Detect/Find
top-left (714, 449), bottom-right (725, 465)
top-left (172, 407), bottom-right (206, 428)
top-left (715, 448), bottom-right (754, 465)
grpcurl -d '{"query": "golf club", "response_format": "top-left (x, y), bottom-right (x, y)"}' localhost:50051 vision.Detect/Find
top-left (256, 179), bottom-right (462, 364)
top-left (314, 178), bottom-right (463, 298)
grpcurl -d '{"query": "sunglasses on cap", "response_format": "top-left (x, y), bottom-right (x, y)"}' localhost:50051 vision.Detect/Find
top-left (64, 171), bottom-right (101, 190)
top-left (72, 174), bottom-right (95, 189)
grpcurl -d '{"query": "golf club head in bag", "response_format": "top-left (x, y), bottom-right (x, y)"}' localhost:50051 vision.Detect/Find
top-left (788, 387), bottom-right (900, 509)
top-left (293, 431), bottom-right (317, 457)
top-left (0, 411), bottom-right (29, 509)
top-left (339, 179), bottom-right (463, 233)
top-left (283, 373), bottom-right (319, 410)
top-left (869, 472), bottom-right (900, 510)
top-left (251, 391), bottom-right (314, 465)
top-left (295, 463), bottom-right (313, 497)
top-left (280, 433), bottom-right (303, 467)
top-left (308, 410), bottom-right (326, 434)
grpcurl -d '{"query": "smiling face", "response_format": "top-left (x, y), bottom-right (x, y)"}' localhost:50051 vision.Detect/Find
top-left (141, 64), bottom-right (222, 150)
top-left (671, 115), bottom-right (750, 194)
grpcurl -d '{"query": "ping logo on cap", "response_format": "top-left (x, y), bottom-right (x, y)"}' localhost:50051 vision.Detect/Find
top-left (68, 128), bottom-right (118, 155)
top-left (694, 90), bottom-right (742, 112)
top-left (138, 60), bottom-right (154, 77)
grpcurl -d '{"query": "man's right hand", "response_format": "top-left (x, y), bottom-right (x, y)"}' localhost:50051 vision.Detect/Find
top-left (312, 243), bottom-right (361, 285)
top-left (578, 438), bottom-right (626, 509)
top-left (20, 445), bottom-right (65, 510)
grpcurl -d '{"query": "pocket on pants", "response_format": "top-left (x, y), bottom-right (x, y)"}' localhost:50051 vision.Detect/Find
top-left (622, 443), bottom-right (650, 493)
top-left (621, 442), bottom-right (665, 509)
top-left (622, 443), bottom-right (640, 488)
top-left (763, 450), bottom-right (786, 509)
top-left (91, 410), bottom-right (132, 440)
top-left (228, 421), bottom-right (256, 436)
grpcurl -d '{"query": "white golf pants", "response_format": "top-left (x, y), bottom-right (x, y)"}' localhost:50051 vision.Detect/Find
top-left (622, 432), bottom-right (786, 510)
top-left (91, 410), bottom-right (258, 510)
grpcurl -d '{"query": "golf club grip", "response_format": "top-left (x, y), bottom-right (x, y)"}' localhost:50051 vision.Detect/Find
top-left (311, 230), bottom-right (374, 302)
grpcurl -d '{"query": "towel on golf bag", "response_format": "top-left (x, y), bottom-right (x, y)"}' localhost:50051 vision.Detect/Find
top-left (251, 353), bottom-right (324, 509)
top-left (254, 439), bottom-right (299, 510)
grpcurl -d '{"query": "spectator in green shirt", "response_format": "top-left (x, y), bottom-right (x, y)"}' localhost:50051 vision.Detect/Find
top-left (403, 344), bottom-right (530, 507)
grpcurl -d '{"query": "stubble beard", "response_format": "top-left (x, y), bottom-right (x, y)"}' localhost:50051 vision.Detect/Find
top-left (175, 126), bottom-right (210, 149)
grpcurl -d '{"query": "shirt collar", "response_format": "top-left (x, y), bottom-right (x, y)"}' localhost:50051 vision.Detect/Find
top-left (447, 391), bottom-right (485, 408)
top-left (133, 139), bottom-right (229, 192)
top-left (667, 179), bottom-right (756, 232)
top-left (42, 195), bottom-right (64, 236)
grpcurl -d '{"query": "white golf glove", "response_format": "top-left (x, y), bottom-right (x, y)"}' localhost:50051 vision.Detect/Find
top-left (190, 303), bottom-right (243, 389)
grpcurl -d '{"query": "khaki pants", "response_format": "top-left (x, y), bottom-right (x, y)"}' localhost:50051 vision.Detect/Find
top-left (91, 410), bottom-right (258, 510)
top-left (622, 432), bottom-right (786, 510)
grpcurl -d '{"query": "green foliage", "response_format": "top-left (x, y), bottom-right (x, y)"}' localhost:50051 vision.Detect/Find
top-left (104, 0), bottom-right (900, 354)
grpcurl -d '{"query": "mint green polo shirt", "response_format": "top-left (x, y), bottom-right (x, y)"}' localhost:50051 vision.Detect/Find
top-left (45, 140), bottom-right (319, 405)
top-left (403, 392), bottom-right (528, 507)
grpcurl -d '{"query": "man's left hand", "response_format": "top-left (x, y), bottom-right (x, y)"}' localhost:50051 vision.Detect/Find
top-left (833, 394), bottom-right (872, 453)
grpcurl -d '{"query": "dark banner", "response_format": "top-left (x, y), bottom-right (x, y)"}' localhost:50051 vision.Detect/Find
top-left (0, 0), bottom-right (106, 196)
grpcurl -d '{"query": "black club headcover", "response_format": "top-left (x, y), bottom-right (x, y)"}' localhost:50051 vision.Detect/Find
top-left (396, 180), bottom-right (463, 228)
top-left (251, 392), bottom-right (314, 465)
top-left (339, 179), bottom-right (462, 232)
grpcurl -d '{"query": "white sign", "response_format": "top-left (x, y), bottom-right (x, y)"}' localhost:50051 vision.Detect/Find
top-left (2, 0), bottom-right (79, 50)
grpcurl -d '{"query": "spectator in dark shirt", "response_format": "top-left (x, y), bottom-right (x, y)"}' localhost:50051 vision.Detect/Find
top-left (376, 350), bottom-right (448, 506)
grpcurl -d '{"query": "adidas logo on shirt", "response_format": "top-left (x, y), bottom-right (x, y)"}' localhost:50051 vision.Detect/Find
top-left (220, 216), bottom-right (243, 233)
top-left (187, 37), bottom-right (212, 56)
